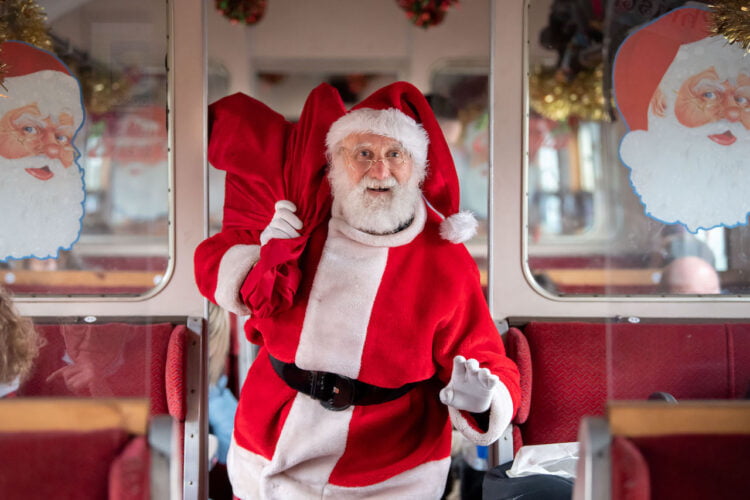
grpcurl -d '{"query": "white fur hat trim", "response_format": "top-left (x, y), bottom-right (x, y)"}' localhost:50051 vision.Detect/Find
top-left (326, 108), bottom-right (429, 167)
top-left (439, 211), bottom-right (478, 244)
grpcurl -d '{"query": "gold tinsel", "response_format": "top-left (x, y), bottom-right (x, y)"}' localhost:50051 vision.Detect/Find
top-left (0, 0), bottom-right (53, 90)
top-left (0, 0), bottom-right (129, 114)
top-left (0, 0), bottom-right (53, 50)
top-left (60, 58), bottom-right (132, 116)
top-left (528, 65), bottom-right (609, 122)
top-left (710, 1), bottom-right (750, 52)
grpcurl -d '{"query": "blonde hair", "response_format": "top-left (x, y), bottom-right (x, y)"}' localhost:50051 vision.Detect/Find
top-left (207, 303), bottom-right (231, 387)
top-left (0, 287), bottom-right (40, 384)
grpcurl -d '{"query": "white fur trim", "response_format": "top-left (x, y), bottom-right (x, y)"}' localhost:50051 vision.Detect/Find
top-left (439, 211), bottom-right (478, 243)
top-left (449, 382), bottom-right (514, 446)
top-left (226, 436), bottom-right (270, 499)
top-left (228, 394), bottom-right (353, 499)
top-left (228, 431), bottom-right (450, 499)
top-left (295, 220), bottom-right (390, 378)
top-left (262, 395), bottom-right (352, 496)
top-left (326, 108), bottom-right (429, 168)
top-left (322, 457), bottom-right (450, 499)
top-left (215, 244), bottom-right (260, 315)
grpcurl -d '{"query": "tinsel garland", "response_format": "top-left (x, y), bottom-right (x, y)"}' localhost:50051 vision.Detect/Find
top-left (528, 65), bottom-right (609, 122)
top-left (396, 0), bottom-right (459, 28)
top-left (0, 0), bottom-right (52, 50)
top-left (0, 0), bottom-right (129, 113)
top-left (710, 1), bottom-right (750, 51)
top-left (0, 0), bottom-right (53, 89)
top-left (216, 0), bottom-right (267, 25)
top-left (60, 59), bottom-right (131, 116)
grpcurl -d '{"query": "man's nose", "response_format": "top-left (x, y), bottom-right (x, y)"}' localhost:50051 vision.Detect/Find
top-left (367, 159), bottom-right (390, 180)
top-left (723, 95), bottom-right (741, 122)
top-left (40, 130), bottom-right (62, 159)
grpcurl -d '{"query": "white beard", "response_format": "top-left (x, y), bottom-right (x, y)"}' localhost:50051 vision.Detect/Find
top-left (0, 155), bottom-right (85, 260)
top-left (620, 114), bottom-right (750, 232)
top-left (328, 166), bottom-right (422, 235)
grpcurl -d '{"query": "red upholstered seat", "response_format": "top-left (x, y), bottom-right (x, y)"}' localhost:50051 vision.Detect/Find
top-left (109, 435), bottom-right (151, 500)
top-left (612, 434), bottom-right (750, 500)
top-left (166, 324), bottom-right (189, 421)
top-left (727, 323), bottom-right (750, 398)
top-left (515, 322), bottom-right (749, 445)
top-left (504, 327), bottom-right (532, 425)
top-left (19, 323), bottom-right (174, 415)
top-left (518, 322), bottom-right (608, 444)
top-left (611, 436), bottom-right (649, 500)
top-left (0, 428), bottom-right (131, 500)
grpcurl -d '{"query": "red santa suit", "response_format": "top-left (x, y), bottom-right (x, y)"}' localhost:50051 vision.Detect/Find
top-left (195, 82), bottom-right (521, 498)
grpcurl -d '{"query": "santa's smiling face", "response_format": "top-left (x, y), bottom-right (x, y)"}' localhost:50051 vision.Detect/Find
top-left (619, 36), bottom-right (750, 232)
top-left (0, 64), bottom-right (85, 261)
top-left (328, 132), bottom-right (425, 235)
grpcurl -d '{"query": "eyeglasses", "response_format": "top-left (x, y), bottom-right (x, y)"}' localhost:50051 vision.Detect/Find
top-left (341, 146), bottom-right (410, 173)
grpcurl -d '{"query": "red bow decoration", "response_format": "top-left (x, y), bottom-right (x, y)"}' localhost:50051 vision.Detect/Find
top-left (208, 84), bottom-right (346, 317)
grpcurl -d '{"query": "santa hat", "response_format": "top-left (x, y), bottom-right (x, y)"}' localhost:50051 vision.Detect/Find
top-left (325, 82), bottom-right (477, 243)
top-left (613, 7), bottom-right (712, 131)
top-left (0, 41), bottom-right (83, 126)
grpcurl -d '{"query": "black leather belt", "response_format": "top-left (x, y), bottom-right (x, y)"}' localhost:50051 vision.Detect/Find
top-left (269, 354), bottom-right (417, 411)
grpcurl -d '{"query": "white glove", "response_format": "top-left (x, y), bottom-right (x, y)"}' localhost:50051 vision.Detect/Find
top-left (439, 355), bottom-right (499, 413)
top-left (260, 200), bottom-right (303, 246)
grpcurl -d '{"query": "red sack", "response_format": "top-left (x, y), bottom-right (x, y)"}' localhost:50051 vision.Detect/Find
top-left (208, 84), bottom-right (346, 317)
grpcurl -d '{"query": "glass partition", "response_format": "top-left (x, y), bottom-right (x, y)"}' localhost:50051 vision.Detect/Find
top-left (525, 0), bottom-right (750, 297)
top-left (0, 0), bottom-right (169, 297)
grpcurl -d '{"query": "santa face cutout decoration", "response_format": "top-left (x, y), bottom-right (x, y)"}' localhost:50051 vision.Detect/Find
top-left (614, 7), bottom-right (750, 233)
top-left (0, 41), bottom-right (86, 261)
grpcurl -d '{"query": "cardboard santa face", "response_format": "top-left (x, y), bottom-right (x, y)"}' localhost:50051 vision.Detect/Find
top-left (0, 41), bottom-right (86, 261)
top-left (614, 7), bottom-right (750, 233)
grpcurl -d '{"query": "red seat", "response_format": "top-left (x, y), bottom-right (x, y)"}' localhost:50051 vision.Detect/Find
top-left (612, 434), bottom-right (750, 500)
top-left (19, 322), bottom-right (175, 415)
top-left (506, 322), bottom-right (750, 446)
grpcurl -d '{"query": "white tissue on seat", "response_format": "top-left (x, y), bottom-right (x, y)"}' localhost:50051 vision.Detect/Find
top-left (506, 442), bottom-right (579, 479)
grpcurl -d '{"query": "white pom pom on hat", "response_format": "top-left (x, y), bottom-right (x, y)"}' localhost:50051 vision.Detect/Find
top-left (325, 81), bottom-right (477, 243)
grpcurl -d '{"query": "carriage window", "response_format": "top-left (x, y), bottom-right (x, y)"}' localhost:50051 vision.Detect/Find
top-left (0, 0), bottom-right (169, 297)
top-left (525, 0), bottom-right (750, 297)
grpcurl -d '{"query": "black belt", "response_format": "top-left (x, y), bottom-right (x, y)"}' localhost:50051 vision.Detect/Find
top-left (269, 354), bottom-right (417, 411)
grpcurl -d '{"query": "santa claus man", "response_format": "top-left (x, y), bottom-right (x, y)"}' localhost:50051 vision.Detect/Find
top-left (0, 41), bottom-right (85, 261)
top-left (195, 82), bottom-right (520, 498)
top-left (614, 6), bottom-right (750, 232)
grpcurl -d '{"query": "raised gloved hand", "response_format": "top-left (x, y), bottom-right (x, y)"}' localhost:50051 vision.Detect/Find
top-left (260, 200), bottom-right (303, 246)
top-left (439, 355), bottom-right (499, 413)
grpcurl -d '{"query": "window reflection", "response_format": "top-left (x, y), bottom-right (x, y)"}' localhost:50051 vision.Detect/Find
top-left (0, 0), bottom-right (169, 296)
top-left (526, 0), bottom-right (750, 297)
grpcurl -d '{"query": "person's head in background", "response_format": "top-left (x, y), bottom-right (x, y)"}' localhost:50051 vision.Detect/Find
top-left (0, 286), bottom-right (41, 394)
top-left (659, 256), bottom-right (721, 294)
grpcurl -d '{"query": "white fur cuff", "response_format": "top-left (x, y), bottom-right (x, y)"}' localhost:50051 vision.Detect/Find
top-left (215, 244), bottom-right (260, 315)
top-left (448, 381), bottom-right (514, 446)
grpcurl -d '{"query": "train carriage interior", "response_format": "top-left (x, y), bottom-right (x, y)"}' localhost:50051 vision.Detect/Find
top-left (1, 0), bottom-right (749, 499)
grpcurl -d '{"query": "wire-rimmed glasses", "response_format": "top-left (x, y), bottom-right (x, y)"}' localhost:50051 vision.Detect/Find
top-left (341, 145), bottom-right (410, 173)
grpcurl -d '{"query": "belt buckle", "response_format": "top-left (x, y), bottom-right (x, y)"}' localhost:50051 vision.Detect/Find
top-left (314, 372), bottom-right (355, 411)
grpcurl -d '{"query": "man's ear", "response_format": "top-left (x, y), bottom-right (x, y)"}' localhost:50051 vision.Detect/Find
top-left (650, 88), bottom-right (667, 117)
